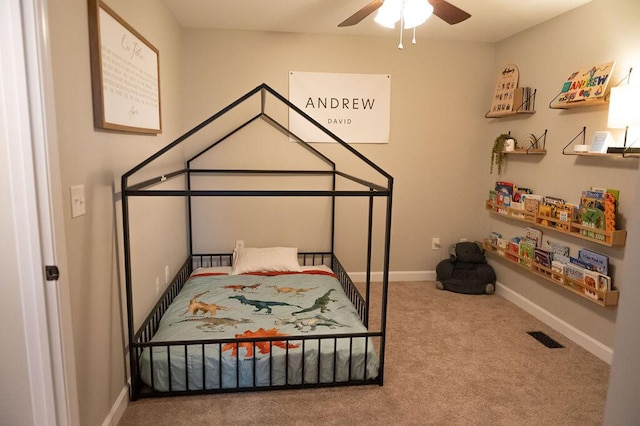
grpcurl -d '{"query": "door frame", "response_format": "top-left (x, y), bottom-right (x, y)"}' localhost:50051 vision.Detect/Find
top-left (2, 0), bottom-right (80, 424)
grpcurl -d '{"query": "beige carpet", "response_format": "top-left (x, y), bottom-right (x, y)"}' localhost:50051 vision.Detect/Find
top-left (118, 281), bottom-right (609, 425)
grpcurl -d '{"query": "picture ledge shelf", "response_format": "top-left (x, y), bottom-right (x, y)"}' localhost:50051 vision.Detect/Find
top-left (482, 239), bottom-right (619, 307)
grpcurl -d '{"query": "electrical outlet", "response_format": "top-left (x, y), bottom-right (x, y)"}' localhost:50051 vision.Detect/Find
top-left (155, 277), bottom-right (160, 296)
top-left (432, 237), bottom-right (441, 250)
top-left (460, 237), bottom-right (468, 242)
top-left (164, 265), bottom-right (170, 284)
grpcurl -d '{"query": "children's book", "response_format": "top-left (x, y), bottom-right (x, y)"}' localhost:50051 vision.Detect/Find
top-left (581, 207), bottom-right (606, 241)
top-left (507, 241), bottom-right (520, 262)
top-left (584, 270), bottom-right (599, 300)
top-left (546, 241), bottom-right (570, 263)
top-left (551, 260), bottom-right (565, 283)
top-left (495, 181), bottom-right (515, 211)
top-left (525, 227), bottom-right (542, 247)
top-left (564, 263), bottom-right (585, 284)
top-left (534, 248), bottom-right (553, 269)
top-left (597, 274), bottom-right (612, 291)
top-left (519, 241), bottom-right (535, 266)
top-left (578, 248), bottom-right (609, 275)
top-left (523, 195), bottom-right (542, 216)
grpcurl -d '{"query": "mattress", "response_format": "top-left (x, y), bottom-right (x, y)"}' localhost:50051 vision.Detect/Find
top-left (139, 267), bottom-right (379, 391)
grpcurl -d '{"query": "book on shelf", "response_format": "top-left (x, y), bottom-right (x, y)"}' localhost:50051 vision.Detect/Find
top-left (584, 270), bottom-right (599, 300)
top-left (551, 260), bottom-right (565, 282)
top-left (543, 196), bottom-right (565, 207)
top-left (578, 248), bottom-right (609, 275)
top-left (513, 87), bottom-right (535, 112)
top-left (554, 204), bottom-right (575, 231)
top-left (519, 240), bottom-right (535, 266)
top-left (495, 181), bottom-right (515, 212)
top-left (522, 194), bottom-right (542, 216)
top-left (513, 186), bottom-right (533, 202)
top-left (581, 207), bottom-right (606, 241)
top-left (597, 274), bottom-right (612, 292)
top-left (564, 263), bottom-right (586, 284)
top-left (511, 201), bottom-right (525, 218)
top-left (489, 231), bottom-right (502, 245)
top-left (497, 238), bottom-right (508, 255)
top-left (546, 241), bottom-right (570, 264)
top-left (507, 240), bottom-right (520, 262)
top-left (570, 256), bottom-right (593, 270)
top-left (525, 227), bottom-right (542, 247)
top-left (580, 190), bottom-right (605, 212)
top-left (534, 247), bottom-right (553, 269)
top-left (489, 189), bottom-right (497, 206)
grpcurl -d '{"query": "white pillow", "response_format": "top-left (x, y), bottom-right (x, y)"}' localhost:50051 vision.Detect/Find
top-left (231, 247), bottom-right (302, 275)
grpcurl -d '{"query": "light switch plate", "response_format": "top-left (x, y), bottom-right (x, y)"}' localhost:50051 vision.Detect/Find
top-left (70, 185), bottom-right (86, 218)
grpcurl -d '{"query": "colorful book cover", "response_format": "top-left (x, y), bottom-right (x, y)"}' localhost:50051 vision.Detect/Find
top-left (507, 241), bottom-right (520, 262)
top-left (553, 61), bottom-right (615, 106)
top-left (534, 248), bottom-right (553, 269)
top-left (554, 204), bottom-right (574, 231)
top-left (578, 248), bottom-right (609, 275)
top-left (570, 256), bottom-right (593, 271)
top-left (584, 270), bottom-right (600, 300)
top-left (581, 207), bottom-right (606, 241)
top-left (513, 187), bottom-right (533, 202)
top-left (564, 263), bottom-right (585, 284)
top-left (525, 227), bottom-right (542, 247)
top-left (519, 241), bottom-right (535, 266)
top-left (495, 181), bottom-right (514, 208)
top-left (580, 190), bottom-right (605, 212)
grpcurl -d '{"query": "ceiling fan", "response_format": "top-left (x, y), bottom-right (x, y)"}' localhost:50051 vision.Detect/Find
top-left (338, 0), bottom-right (471, 27)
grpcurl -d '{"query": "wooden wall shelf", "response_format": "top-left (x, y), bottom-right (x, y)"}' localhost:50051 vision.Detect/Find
top-left (502, 149), bottom-right (547, 156)
top-left (483, 240), bottom-right (619, 307)
top-left (549, 98), bottom-right (608, 110)
top-left (485, 200), bottom-right (627, 247)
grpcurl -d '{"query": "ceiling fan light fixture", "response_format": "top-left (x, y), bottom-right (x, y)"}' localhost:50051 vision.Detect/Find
top-left (374, 0), bottom-right (402, 28)
top-left (403, 0), bottom-right (433, 29)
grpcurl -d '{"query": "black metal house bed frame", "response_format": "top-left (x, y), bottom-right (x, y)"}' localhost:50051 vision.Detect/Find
top-left (121, 84), bottom-right (393, 400)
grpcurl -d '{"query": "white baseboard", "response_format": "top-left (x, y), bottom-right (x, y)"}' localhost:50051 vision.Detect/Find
top-left (496, 282), bottom-right (613, 364)
top-left (102, 384), bottom-right (128, 426)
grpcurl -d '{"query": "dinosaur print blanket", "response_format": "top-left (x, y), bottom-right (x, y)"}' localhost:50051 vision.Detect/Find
top-left (140, 270), bottom-right (379, 391)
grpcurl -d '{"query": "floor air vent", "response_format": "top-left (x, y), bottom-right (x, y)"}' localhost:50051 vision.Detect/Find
top-left (527, 331), bottom-right (564, 348)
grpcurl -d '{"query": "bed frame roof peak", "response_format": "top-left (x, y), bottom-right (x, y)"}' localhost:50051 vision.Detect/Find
top-left (122, 83), bottom-right (393, 193)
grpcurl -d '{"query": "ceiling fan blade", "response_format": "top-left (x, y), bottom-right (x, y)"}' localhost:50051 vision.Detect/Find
top-left (338, 0), bottom-right (384, 27)
top-left (429, 0), bottom-right (471, 25)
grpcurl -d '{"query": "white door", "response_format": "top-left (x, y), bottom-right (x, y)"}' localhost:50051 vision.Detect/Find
top-left (0, 0), bottom-right (79, 424)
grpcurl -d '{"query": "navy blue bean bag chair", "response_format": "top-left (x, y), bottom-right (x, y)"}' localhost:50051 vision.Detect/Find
top-left (436, 242), bottom-right (496, 295)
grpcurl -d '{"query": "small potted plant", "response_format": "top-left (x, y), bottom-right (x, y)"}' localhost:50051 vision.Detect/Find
top-left (490, 133), bottom-right (516, 174)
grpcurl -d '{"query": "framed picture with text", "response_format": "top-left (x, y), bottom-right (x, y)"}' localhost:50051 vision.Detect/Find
top-left (88, 0), bottom-right (162, 134)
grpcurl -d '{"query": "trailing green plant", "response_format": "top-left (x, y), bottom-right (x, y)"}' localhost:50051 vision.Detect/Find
top-left (490, 133), bottom-right (515, 175)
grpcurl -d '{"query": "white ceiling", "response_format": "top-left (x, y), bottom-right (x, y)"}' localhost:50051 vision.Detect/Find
top-left (162, 0), bottom-right (593, 43)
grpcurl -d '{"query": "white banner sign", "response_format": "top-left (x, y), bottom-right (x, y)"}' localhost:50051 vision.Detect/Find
top-left (288, 71), bottom-right (390, 143)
